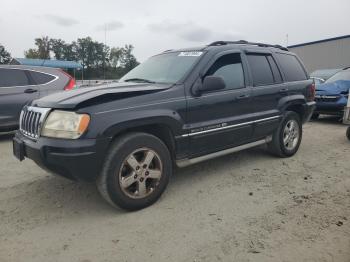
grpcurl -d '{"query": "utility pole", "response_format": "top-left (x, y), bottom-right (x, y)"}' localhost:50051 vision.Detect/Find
top-left (103, 23), bottom-right (107, 80)
top-left (286, 34), bottom-right (289, 47)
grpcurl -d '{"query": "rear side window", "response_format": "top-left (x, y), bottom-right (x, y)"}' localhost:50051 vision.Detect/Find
top-left (205, 53), bottom-right (245, 90)
top-left (267, 56), bottom-right (282, 83)
top-left (275, 53), bottom-right (307, 81)
top-left (246, 54), bottom-right (274, 86)
top-left (29, 71), bottom-right (56, 85)
top-left (0, 68), bottom-right (30, 87)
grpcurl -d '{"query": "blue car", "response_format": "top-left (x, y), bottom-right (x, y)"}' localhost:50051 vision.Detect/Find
top-left (313, 68), bottom-right (350, 119)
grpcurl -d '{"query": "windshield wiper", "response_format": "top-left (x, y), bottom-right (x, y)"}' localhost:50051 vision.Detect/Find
top-left (124, 78), bottom-right (156, 83)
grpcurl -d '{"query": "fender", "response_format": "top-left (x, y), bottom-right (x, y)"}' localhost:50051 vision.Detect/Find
top-left (95, 109), bottom-right (186, 138)
top-left (278, 94), bottom-right (307, 112)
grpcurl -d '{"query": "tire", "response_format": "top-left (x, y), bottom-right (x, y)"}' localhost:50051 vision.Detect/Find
top-left (268, 111), bottom-right (302, 158)
top-left (347, 127), bottom-right (350, 141)
top-left (97, 132), bottom-right (172, 211)
top-left (311, 113), bottom-right (319, 120)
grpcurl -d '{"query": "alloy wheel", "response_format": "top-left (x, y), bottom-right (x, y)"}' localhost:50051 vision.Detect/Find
top-left (118, 148), bottom-right (163, 199)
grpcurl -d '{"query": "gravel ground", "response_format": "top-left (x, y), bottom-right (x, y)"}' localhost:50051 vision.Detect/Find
top-left (0, 117), bottom-right (349, 262)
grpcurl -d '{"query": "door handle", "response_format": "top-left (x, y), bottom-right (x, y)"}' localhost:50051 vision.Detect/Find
top-left (236, 94), bottom-right (250, 100)
top-left (279, 88), bottom-right (289, 93)
top-left (24, 88), bottom-right (38, 94)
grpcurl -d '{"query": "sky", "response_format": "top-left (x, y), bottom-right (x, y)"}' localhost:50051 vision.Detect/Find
top-left (1, 0), bottom-right (349, 62)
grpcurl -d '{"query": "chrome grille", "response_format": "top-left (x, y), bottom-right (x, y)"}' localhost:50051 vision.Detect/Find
top-left (315, 95), bottom-right (339, 102)
top-left (20, 106), bottom-right (51, 139)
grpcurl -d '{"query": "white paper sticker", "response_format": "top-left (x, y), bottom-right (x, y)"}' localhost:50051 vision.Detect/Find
top-left (178, 51), bottom-right (203, 57)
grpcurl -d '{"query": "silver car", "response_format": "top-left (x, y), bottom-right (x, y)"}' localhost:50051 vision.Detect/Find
top-left (0, 65), bottom-right (76, 131)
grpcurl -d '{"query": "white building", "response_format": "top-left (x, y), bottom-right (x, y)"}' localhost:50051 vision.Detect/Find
top-left (288, 35), bottom-right (350, 73)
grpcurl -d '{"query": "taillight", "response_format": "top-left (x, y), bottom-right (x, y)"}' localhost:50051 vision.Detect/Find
top-left (307, 83), bottom-right (316, 101)
top-left (60, 70), bottom-right (76, 91)
top-left (64, 78), bottom-right (76, 91)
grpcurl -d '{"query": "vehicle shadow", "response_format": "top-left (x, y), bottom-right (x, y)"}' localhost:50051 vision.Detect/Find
top-left (311, 115), bottom-right (344, 125)
top-left (3, 145), bottom-right (270, 218)
top-left (171, 145), bottom-right (269, 186)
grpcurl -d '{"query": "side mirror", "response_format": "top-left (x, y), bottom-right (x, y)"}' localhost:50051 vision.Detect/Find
top-left (199, 76), bottom-right (226, 93)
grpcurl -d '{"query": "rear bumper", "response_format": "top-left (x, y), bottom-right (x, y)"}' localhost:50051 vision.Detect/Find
top-left (14, 131), bottom-right (111, 182)
top-left (302, 101), bottom-right (316, 123)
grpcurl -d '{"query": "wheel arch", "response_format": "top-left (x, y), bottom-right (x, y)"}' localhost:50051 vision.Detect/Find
top-left (279, 95), bottom-right (308, 123)
top-left (104, 119), bottom-right (179, 159)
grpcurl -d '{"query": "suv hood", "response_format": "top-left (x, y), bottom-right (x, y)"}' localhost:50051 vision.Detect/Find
top-left (33, 82), bottom-right (173, 109)
top-left (316, 80), bottom-right (350, 95)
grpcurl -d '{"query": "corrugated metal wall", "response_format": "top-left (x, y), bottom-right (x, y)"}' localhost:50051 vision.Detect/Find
top-left (289, 37), bottom-right (350, 73)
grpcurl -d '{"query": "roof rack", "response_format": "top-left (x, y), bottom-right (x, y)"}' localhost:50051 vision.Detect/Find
top-left (208, 40), bottom-right (289, 51)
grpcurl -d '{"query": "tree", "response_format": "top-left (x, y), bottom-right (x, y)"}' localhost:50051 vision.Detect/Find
top-left (120, 45), bottom-right (139, 72)
top-left (24, 36), bottom-right (51, 59)
top-left (50, 38), bottom-right (66, 60)
top-left (109, 47), bottom-right (123, 67)
top-left (63, 42), bottom-right (77, 61)
top-left (0, 44), bottom-right (11, 64)
top-left (24, 48), bottom-right (40, 59)
top-left (35, 36), bottom-right (51, 59)
top-left (24, 35), bottom-right (139, 79)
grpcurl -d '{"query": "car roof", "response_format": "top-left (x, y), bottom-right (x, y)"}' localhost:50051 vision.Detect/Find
top-left (0, 64), bottom-right (63, 74)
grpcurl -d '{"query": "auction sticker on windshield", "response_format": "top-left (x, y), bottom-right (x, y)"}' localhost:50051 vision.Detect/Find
top-left (178, 51), bottom-right (203, 57)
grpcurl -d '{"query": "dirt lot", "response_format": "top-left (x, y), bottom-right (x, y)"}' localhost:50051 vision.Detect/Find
top-left (0, 118), bottom-right (349, 262)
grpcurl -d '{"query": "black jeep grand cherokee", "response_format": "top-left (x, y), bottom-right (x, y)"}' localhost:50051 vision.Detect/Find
top-left (13, 40), bottom-right (316, 210)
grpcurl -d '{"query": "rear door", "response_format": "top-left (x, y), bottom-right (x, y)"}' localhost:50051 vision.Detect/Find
top-left (27, 69), bottom-right (60, 96)
top-left (245, 52), bottom-right (284, 139)
top-left (0, 68), bottom-right (40, 128)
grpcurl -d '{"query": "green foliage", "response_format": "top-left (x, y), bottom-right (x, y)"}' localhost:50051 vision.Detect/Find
top-left (24, 36), bottom-right (139, 79)
top-left (24, 48), bottom-right (40, 59)
top-left (35, 36), bottom-right (51, 59)
top-left (0, 44), bottom-right (12, 64)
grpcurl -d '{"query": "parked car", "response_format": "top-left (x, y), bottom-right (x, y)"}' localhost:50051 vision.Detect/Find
top-left (313, 67), bottom-right (350, 119)
top-left (343, 90), bottom-right (350, 140)
top-left (310, 68), bottom-right (342, 83)
top-left (0, 65), bottom-right (76, 131)
top-left (13, 40), bottom-right (315, 210)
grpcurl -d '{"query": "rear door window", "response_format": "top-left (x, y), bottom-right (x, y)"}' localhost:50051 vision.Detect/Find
top-left (0, 68), bottom-right (30, 87)
top-left (246, 54), bottom-right (274, 86)
top-left (29, 71), bottom-right (56, 85)
top-left (275, 53), bottom-right (307, 81)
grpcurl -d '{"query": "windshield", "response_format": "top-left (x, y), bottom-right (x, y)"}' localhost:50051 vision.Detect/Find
top-left (325, 70), bottom-right (350, 83)
top-left (120, 51), bottom-right (203, 84)
top-left (310, 69), bottom-right (341, 80)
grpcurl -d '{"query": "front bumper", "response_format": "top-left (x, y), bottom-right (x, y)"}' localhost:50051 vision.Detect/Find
top-left (314, 96), bottom-right (347, 116)
top-left (302, 101), bottom-right (316, 123)
top-left (13, 131), bottom-right (111, 182)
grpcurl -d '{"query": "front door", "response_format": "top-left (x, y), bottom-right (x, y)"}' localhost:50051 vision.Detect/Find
top-left (186, 52), bottom-right (254, 158)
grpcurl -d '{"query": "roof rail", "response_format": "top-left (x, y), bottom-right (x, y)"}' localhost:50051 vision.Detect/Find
top-left (208, 40), bottom-right (289, 51)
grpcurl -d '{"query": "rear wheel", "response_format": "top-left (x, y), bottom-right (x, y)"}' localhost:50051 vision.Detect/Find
top-left (97, 132), bottom-right (172, 211)
top-left (268, 111), bottom-right (302, 157)
top-left (347, 127), bottom-right (350, 141)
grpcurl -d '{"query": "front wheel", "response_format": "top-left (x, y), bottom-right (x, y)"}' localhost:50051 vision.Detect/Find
top-left (347, 127), bottom-right (350, 141)
top-left (268, 111), bottom-right (302, 157)
top-left (97, 132), bottom-right (172, 211)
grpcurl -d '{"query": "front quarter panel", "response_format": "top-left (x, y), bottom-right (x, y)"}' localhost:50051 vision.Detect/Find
top-left (79, 85), bottom-right (187, 139)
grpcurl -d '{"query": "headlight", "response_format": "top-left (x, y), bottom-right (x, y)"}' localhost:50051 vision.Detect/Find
top-left (41, 110), bottom-right (90, 139)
